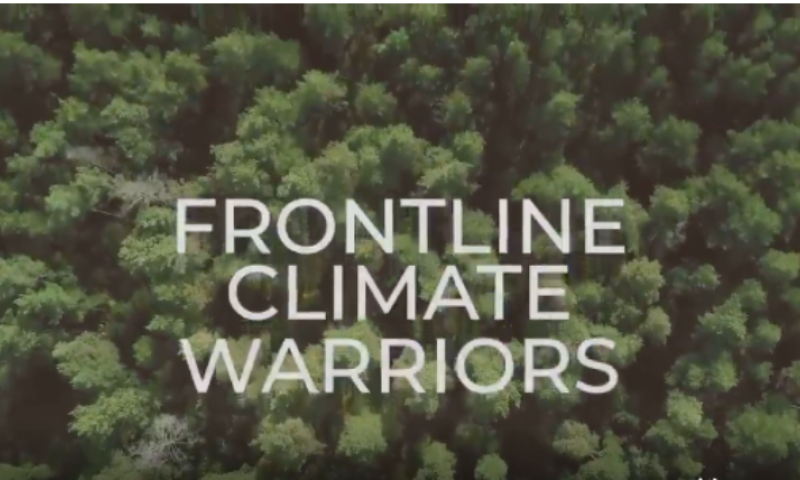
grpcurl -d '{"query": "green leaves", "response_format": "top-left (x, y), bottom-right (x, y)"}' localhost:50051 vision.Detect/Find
top-left (71, 388), bottom-right (158, 443)
top-left (53, 333), bottom-right (131, 391)
top-left (336, 412), bottom-right (387, 464)
top-left (3, 5), bottom-right (800, 480)
top-left (0, 464), bottom-right (53, 480)
top-left (553, 420), bottom-right (600, 461)
top-left (474, 454), bottom-right (507, 480)
top-left (415, 439), bottom-right (456, 480)
top-left (209, 31), bottom-right (301, 88)
top-left (0, 31), bottom-right (60, 88)
top-left (354, 83), bottom-right (397, 124)
top-left (725, 398), bottom-right (800, 464)
top-left (255, 417), bottom-right (324, 472)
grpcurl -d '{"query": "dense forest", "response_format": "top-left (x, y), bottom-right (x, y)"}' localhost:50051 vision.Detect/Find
top-left (2, 4), bottom-right (800, 480)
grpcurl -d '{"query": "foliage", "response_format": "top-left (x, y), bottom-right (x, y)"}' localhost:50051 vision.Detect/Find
top-left (1, 4), bottom-right (800, 480)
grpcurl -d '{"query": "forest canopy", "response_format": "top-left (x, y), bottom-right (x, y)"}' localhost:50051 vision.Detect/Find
top-left (1, 4), bottom-right (800, 480)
